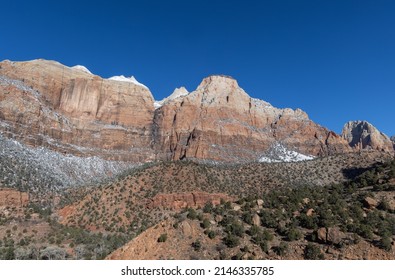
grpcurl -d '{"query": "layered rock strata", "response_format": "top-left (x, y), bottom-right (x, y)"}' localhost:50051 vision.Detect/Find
top-left (153, 75), bottom-right (352, 161)
top-left (3, 59), bottom-right (389, 164)
top-left (0, 59), bottom-right (154, 161)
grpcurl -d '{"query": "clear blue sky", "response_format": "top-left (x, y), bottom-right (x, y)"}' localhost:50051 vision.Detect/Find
top-left (1, 0), bottom-right (394, 136)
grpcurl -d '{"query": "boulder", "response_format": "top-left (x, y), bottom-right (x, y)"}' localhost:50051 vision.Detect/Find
top-left (363, 197), bottom-right (379, 209)
top-left (252, 214), bottom-right (261, 227)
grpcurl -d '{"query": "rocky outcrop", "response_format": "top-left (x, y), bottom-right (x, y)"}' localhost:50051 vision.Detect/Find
top-left (0, 59), bottom-right (155, 161)
top-left (342, 121), bottom-right (393, 152)
top-left (147, 192), bottom-right (233, 210)
top-left (363, 196), bottom-right (379, 209)
top-left (316, 227), bottom-right (346, 245)
top-left (153, 75), bottom-right (351, 161)
top-left (0, 188), bottom-right (29, 209)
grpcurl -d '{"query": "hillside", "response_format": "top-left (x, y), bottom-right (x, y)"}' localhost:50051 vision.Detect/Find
top-left (108, 159), bottom-right (395, 260)
top-left (0, 151), bottom-right (393, 259)
top-left (56, 151), bottom-right (391, 235)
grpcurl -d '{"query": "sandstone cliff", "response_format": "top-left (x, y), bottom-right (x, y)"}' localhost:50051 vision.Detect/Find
top-left (1, 59), bottom-right (380, 164)
top-left (0, 59), bottom-right (155, 161)
top-left (342, 121), bottom-right (393, 152)
top-left (153, 75), bottom-right (351, 161)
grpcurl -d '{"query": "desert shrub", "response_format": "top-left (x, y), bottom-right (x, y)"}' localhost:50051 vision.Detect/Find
top-left (379, 237), bottom-right (392, 252)
top-left (260, 210), bottom-right (277, 228)
top-left (203, 230), bottom-right (215, 239)
top-left (203, 202), bottom-right (214, 213)
top-left (274, 242), bottom-right (288, 256)
top-left (304, 243), bottom-right (324, 260)
top-left (223, 234), bottom-right (239, 248)
top-left (201, 218), bottom-right (211, 229)
top-left (186, 208), bottom-right (197, 220)
top-left (225, 221), bottom-right (245, 237)
top-left (287, 227), bottom-right (302, 241)
top-left (157, 233), bottom-right (167, 243)
top-left (191, 240), bottom-right (201, 251)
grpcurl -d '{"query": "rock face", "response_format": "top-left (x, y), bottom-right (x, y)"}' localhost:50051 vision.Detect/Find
top-left (153, 75), bottom-right (351, 161)
top-left (0, 59), bottom-right (155, 161)
top-left (0, 59), bottom-right (359, 164)
top-left (0, 188), bottom-right (29, 209)
top-left (147, 192), bottom-right (232, 210)
top-left (342, 121), bottom-right (393, 152)
top-left (316, 227), bottom-right (345, 245)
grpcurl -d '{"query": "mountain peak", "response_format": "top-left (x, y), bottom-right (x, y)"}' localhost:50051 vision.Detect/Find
top-left (342, 120), bottom-right (392, 151)
top-left (197, 75), bottom-right (239, 91)
top-left (154, 86), bottom-right (189, 108)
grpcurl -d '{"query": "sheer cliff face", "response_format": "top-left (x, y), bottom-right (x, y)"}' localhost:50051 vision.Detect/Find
top-left (342, 121), bottom-right (393, 152)
top-left (0, 59), bottom-right (357, 163)
top-left (0, 59), bottom-right (155, 161)
top-left (153, 75), bottom-right (351, 161)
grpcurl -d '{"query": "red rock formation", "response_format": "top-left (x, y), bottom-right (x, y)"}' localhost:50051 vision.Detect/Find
top-left (342, 121), bottom-right (394, 152)
top-left (1, 59), bottom-right (358, 163)
top-left (0, 59), bottom-right (155, 161)
top-left (153, 75), bottom-right (352, 161)
top-left (147, 192), bottom-right (233, 210)
top-left (0, 188), bottom-right (29, 209)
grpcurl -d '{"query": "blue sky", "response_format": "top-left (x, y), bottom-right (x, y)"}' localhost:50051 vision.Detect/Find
top-left (1, 0), bottom-right (394, 136)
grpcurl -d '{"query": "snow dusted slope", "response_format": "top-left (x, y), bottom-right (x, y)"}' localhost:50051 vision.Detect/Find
top-left (0, 133), bottom-right (134, 193)
top-left (259, 142), bottom-right (315, 163)
top-left (108, 75), bottom-right (148, 89)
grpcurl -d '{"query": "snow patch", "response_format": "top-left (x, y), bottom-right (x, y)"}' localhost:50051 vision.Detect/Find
top-left (71, 65), bottom-right (93, 75)
top-left (108, 75), bottom-right (148, 89)
top-left (154, 101), bottom-right (163, 109)
top-left (259, 142), bottom-right (315, 163)
top-left (155, 87), bottom-right (189, 109)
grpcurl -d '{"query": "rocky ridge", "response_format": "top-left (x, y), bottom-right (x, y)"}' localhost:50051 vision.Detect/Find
top-left (153, 75), bottom-right (352, 162)
top-left (0, 59), bottom-right (368, 165)
top-left (342, 121), bottom-right (393, 152)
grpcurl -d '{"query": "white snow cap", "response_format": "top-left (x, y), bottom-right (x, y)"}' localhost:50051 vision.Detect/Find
top-left (259, 142), bottom-right (315, 163)
top-left (154, 87), bottom-right (189, 109)
top-left (71, 65), bottom-right (93, 75)
top-left (108, 75), bottom-right (148, 89)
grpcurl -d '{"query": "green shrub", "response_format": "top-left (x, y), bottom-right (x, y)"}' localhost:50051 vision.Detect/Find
top-left (187, 208), bottom-right (197, 220)
top-left (380, 237), bottom-right (392, 252)
top-left (287, 227), bottom-right (302, 241)
top-left (157, 233), bottom-right (167, 243)
top-left (223, 234), bottom-right (239, 248)
top-left (191, 240), bottom-right (201, 251)
top-left (304, 243), bottom-right (324, 260)
top-left (201, 219), bottom-right (211, 229)
top-left (274, 242), bottom-right (288, 256)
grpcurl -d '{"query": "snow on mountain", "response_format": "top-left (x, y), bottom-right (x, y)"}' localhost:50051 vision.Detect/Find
top-left (154, 101), bottom-right (163, 109)
top-left (0, 132), bottom-right (134, 193)
top-left (108, 75), bottom-right (148, 89)
top-left (155, 87), bottom-right (189, 109)
top-left (259, 142), bottom-right (315, 163)
top-left (71, 65), bottom-right (93, 75)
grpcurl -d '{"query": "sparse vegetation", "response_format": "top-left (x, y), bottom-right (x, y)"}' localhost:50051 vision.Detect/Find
top-left (1, 154), bottom-right (394, 260)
